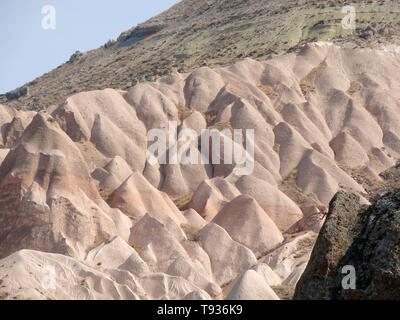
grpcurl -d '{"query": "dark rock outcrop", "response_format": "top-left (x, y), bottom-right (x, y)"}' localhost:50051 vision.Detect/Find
top-left (117, 24), bottom-right (165, 46)
top-left (5, 86), bottom-right (28, 101)
top-left (294, 190), bottom-right (400, 300)
top-left (67, 51), bottom-right (83, 64)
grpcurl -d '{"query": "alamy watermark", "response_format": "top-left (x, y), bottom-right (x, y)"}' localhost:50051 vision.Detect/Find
top-left (147, 121), bottom-right (255, 176)
top-left (341, 5), bottom-right (356, 30)
top-left (41, 5), bottom-right (56, 30)
top-left (41, 265), bottom-right (56, 291)
top-left (341, 265), bottom-right (356, 290)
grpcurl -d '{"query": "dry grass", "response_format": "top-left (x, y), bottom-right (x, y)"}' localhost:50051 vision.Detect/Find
top-left (271, 285), bottom-right (295, 300)
top-left (87, 234), bottom-right (110, 252)
top-left (98, 188), bottom-right (114, 203)
top-left (300, 66), bottom-right (320, 98)
top-left (181, 223), bottom-right (201, 241)
top-left (229, 80), bottom-right (250, 98)
top-left (279, 169), bottom-right (319, 207)
top-left (335, 163), bottom-right (400, 203)
top-left (171, 192), bottom-right (194, 210)
top-left (4, 1), bottom-right (398, 111)
top-left (203, 110), bottom-right (218, 126)
top-left (209, 121), bottom-right (234, 134)
top-left (80, 279), bottom-right (89, 289)
top-left (294, 233), bottom-right (318, 258)
top-left (0, 292), bottom-right (9, 300)
top-left (178, 106), bottom-right (193, 121)
top-left (258, 85), bottom-right (279, 100)
top-left (338, 164), bottom-right (382, 190)
top-left (347, 81), bottom-right (362, 96)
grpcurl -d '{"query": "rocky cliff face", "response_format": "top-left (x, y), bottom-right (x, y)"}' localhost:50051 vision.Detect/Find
top-left (295, 189), bottom-right (400, 299)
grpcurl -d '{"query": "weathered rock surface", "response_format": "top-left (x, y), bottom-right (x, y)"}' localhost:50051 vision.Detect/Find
top-left (212, 195), bottom-right (283, 257)
top-left (226, 270), bottom-right (280, 300)
top-left (2, 41), bottom-right (400, 300)
top-left (85, 236), bottom-right (150, 278)
top-left (197, 223), bottom-right (257, 286)
top-left (0, 250), bottom-right (140, 300)
top-left (261, 231), bottom-right (317, 283)
top-left (294, 190), bottom-right (400, 300)
top-left (0, 113), bottom-right (131, 260)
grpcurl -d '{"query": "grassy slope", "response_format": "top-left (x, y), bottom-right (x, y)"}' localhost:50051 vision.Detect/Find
top-left (1, 0), bottom-right (400, 109)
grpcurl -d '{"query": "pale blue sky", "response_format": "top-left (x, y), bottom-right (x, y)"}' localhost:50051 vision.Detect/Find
top-left (0, 0), bottom-right (180, 94)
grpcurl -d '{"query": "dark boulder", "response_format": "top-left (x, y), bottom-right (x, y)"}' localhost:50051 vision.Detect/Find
top-left (294, 189), bottom-right (400, 300)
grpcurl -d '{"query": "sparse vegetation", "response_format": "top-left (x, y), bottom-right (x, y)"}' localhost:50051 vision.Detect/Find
top-left (178, 106), bottom-right (193, 121)
top-left (295, 234), bottom-right (318, 258)
top-left (271, 285), bottom-right (295, 300)
top-left (80, 279), bottom-right (88, 288)
top-left (279, 169), bottom-right (320, 207)
top-left (347, 80), bottom-right (362, 96)
top-left (171, 192), bottom-right (194, 210)
top-left (209, 121), bottom-right (234, 134)
top-left (87, 234), bottom-right (110, 252)
top-left (338, 163), bottom-right (384, 199)
top-left (203, 110), bottom-right (218, 126)
top-left (0, 292), bottom-right (9, 300)
top-left (3, 0), bottom-right (397, 110)
top-left (258, 85), bottom-right (278, 100)
top-left (273, 143), bottom-right (280, 154)
top-left (300, 66), bottom-right (320, 98)
top-left (181, 223), bottom-right (201, 242)
top-left (98, 188), bottom-right (114, 203)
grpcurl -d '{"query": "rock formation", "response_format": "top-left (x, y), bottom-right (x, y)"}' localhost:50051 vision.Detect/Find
top-left (295, 190), bottom-right (400, 299)
top-left (1, 41), bottom-right (400, 300)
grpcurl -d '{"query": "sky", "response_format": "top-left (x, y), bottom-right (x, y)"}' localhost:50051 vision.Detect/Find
top-left (0, 0), bottom-right (180, 94)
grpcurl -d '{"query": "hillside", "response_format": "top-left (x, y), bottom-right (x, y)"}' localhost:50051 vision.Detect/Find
top-left (1, 0), bottom-right (400, 109)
